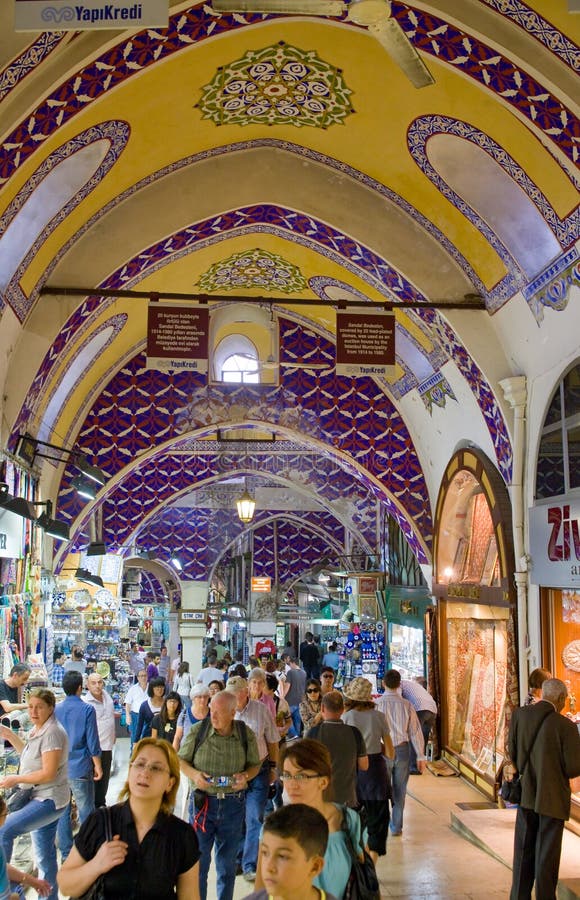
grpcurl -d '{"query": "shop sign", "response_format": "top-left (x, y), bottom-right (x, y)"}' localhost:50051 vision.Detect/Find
top-left (336, 309), bottom-right (395, 377)
top-left (0, 509), bottom-right (24, 558)
top-left (179, 610), bottom-right (206, 622)
top-left (251, 576), bottom-right (271, 593)
top-left (146, 304), bottom-right (209, 373)
top-left (529, 499), bottom-right (580, 587)
top-left (14, 0), bottom-right (168, 30)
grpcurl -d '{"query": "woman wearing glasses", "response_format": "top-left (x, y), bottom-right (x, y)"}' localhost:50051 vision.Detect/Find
top-left (299, 679), bottom-right (323, 732)
top-left (57, 738), bottom-right (200, 900)
top-left (255, 739), bottom-right (364, 900)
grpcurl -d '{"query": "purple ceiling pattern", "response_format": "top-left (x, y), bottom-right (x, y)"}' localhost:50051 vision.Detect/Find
top-left (0, 3), bottom-right (576, 191)
top-left (253, 517), bottom-right (345, 587)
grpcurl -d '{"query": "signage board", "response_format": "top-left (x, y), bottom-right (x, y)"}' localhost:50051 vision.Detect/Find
top-left (251, 576), bottom-right (271, 593)
top-left (14, 0), bottom-right (169, 30)
top-left (529, 499), bottom-right (580, 587)
top-left (179, 610), bottom-right (206, 622)
top-left (336, 309), bottom-right (395, 377)
top-left (146, 304), bottom-right (209, 373)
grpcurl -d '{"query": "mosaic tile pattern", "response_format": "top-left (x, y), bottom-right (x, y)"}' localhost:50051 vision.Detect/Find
top-left (0, 121), bottom-right (130, 321)
top-left (0, 3), bottom-right (578, 192)
top-left (253, 516), bottom-right (345, 588)
top-left (408, 116), bottom-right (577, 312)
top-left (479, 0), bottom-right (580, 71)
top-left (522, 247), bottom-right (580, 324)
top-left (198, 248), bottom-right (307, 293)
top-left (197, 42), bottom-right (354, 128)
top-left (10, 203), bottom-right (511, 492)
top-left (0, 31), bottom-right (66, 103)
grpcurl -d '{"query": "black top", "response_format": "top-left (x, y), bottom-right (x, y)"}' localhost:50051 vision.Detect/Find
top-left (151, 714), bottom-right (178, 745)
top-left (75, 802), bottom-right (199, 899)
top-left (0, 680), bottom-right (18, 708)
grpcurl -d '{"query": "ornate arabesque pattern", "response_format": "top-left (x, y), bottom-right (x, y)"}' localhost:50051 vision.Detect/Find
top-left (522, 247), bottom-right (580, 323)
top-left (197, 42), bottom-right (354, 128)
top-left (0, 3), bottom-right (578, 190)
top-left (253, 517), bottom-right (345, 587)
top-left (0, 31), bottom-right (66, 103)
top-left (198, 248), bottom-right (307, 293)
top-left (479, 0), bottom-right (580, 71)
top-left (9, 205), bottom-right (512, 486)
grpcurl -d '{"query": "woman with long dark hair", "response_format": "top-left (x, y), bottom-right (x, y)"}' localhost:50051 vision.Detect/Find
top-left (151, 692), bottom-right (182, 746)
top-left (172, 662), bottom-right (193, 710)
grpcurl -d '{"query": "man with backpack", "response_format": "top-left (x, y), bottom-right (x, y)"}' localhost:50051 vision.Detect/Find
top-left (178, 689), bottom-right (261, 900)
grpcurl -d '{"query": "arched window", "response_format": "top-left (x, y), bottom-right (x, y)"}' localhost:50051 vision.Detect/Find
top-left (214, 334), bottom-right (260, 384)
top-left (536, 363), bottom-right (580, 498)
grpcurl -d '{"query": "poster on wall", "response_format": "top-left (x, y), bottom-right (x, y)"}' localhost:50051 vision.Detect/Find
top-left (529, 500), bottom-right (580, 587)
top-left (14, 0), bottom-right (168, 30)
top-left (336, 309), bottom-right (396, 377)
top-left (146, 304), bottom-right (209, 373)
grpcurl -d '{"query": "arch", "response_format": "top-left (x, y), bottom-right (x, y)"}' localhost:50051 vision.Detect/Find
top-left (0, 121), bottom-right (129, 320)
top-left (0, 4), bottom-right (577, 195)
top-left (535, 360), bottom-right (580, 500)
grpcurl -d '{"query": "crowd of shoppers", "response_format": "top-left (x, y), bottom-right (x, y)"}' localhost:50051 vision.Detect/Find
top-left (7, 634), bottom-right (578, 900)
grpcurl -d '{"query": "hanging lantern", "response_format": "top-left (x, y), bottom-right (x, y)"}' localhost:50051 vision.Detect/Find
top-left (236, 489), bottom-right (256, 524)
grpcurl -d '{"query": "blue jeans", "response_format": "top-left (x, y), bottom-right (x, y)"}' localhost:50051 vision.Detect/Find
top-left (289, 705), bottom-right (302, 738)
top-left (190, 791), bottom-right (246, 900)
top-left (242, 761), bottom-right (269, 874)
top-left (57, 775), bottom-right (95, 860)
top-left (128, 714), bottom-right (141, 749)
top-left (0, 798), bottom-right (65, 900)
top-left (409, 710), bottom-right (436, 772)
top-left (386, 741), bottom-right (410, 834)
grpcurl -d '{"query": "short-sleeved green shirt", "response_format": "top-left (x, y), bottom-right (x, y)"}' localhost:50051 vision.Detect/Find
top-left (178, 720), bottom-right (260, 795)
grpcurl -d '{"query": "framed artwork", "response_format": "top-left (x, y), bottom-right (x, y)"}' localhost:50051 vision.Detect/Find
top-left (359, 575), bottom-right (378, 595)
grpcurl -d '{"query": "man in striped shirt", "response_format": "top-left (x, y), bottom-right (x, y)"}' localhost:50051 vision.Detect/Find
top-left (376, 669), bottom-right (426, 836)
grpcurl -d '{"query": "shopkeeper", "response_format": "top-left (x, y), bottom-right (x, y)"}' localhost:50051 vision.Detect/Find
top-left (0, 663), bottom-right (31, 713)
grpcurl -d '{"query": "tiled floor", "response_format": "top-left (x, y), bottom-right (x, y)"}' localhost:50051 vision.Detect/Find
top-left (106, 738), bottom-right (580, 899)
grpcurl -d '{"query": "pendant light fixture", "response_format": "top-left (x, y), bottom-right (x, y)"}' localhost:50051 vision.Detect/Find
top-left (236, 484), bottom-right (256, 524)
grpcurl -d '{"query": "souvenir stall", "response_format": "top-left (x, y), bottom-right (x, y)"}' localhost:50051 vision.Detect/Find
top-left (432, 448), bottom-right (517, 799)
top-left (51, 554), bottom-right (132, 715)
top-left (335, 573), bottom-right (386, 692)
top-left (0, 456), bottom-right (47, 687)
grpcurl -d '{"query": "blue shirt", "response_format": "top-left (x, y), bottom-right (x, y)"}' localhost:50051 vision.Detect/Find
top-left (55, 694), bottom-right (101, 778)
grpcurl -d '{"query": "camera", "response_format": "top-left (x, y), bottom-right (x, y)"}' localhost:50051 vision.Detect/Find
top-left (209, 775), bottom-right (232, 788)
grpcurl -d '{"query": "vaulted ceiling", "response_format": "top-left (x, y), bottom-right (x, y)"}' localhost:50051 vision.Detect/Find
top-left (1, 1), bottom-right (578, 590)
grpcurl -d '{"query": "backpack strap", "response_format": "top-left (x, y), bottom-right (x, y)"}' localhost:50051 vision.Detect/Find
top-left (234, 719), bottom-right (249, 763)
top-left (190, 716), bottom-right (212, 765)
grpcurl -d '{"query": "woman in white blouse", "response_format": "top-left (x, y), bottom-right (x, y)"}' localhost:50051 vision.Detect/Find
top-left (0, 688), bottom-right (69, 900)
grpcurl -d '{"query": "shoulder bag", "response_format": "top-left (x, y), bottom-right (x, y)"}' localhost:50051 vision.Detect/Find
top-left (341, 807), bottom-right (380, 900)
top-left (5, 785), bottom-right (33, 812)
top-left (75, 805), bottom-right (113, 900)
top-left (500, 708), bottom-right (552, 805)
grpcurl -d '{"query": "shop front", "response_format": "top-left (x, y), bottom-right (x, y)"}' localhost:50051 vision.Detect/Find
top-left (433, 448), bottom-right (518, 799)
top-left (383, 587), bottom-right (432, 681)
top-left (529, 497), bottom-right (580, 828)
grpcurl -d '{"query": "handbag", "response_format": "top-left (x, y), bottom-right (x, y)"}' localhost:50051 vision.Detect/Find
top-left (501, 707), bottom-right (552, 806)
top-left (341, 807), bottom-right (380, 900)
top-left (75, 806), bottom-right (113, 900)
top-left (5, 785), bottom-right (34, 812)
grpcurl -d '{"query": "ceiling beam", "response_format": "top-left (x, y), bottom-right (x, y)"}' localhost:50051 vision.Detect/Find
top-left (40, 284), bottom-right (486, 311)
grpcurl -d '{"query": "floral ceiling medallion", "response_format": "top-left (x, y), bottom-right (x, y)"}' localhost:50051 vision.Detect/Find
top-left (198, 248), bottom-right (307, 293)
top-left (197, 41), bottom-right (354, 128)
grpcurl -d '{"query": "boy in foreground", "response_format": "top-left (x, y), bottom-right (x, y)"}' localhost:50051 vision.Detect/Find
top-left (243, 804), bottom-right (337, 900)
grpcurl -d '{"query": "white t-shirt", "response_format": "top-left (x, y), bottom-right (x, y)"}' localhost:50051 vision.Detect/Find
top-left (195, 666), bottom-right (224, 687)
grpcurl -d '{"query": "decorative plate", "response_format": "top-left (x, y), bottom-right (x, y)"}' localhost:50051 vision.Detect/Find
top-left (96, 661), bottom-right (111, 678)
top-left (562, 639), bottom-right (580, 673)
top-left (95, 589), bottom-right (116, 610)
top-left (375, 621), bottom-right (384, 633)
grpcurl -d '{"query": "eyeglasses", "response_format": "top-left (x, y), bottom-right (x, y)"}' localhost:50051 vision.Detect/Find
top-left (306, 689), bottom-right (319, 694)
top-left (321, 674), bottom-right (333, 679)
top-left (130, 760), bottom-right (170, 775)
top-left (279, 772), bottom-right (321, 782)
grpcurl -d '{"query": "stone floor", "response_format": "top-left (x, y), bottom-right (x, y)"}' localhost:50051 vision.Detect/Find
top-left (101, 739), bottom-right (580, 898)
